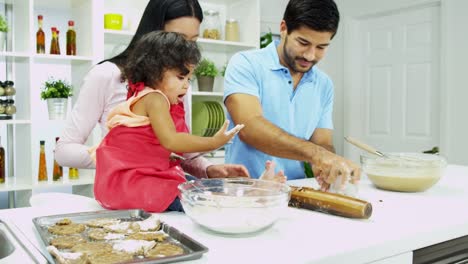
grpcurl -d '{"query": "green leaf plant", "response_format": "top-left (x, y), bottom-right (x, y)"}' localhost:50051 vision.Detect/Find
top-left (40, 78), bottom-right (73, 99)
top-left (195, 58), bottom-right (218, 78)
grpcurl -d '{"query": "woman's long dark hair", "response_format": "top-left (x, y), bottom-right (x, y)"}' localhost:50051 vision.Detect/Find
top-left (103, 0), bottom-right (203, 67)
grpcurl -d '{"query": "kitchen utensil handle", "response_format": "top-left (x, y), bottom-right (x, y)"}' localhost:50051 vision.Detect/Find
top-left (344, 136), bottom-right (385, 157)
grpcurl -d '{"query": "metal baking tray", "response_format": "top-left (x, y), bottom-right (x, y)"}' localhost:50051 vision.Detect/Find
top-left (32, 209), bottom-right (208, 264)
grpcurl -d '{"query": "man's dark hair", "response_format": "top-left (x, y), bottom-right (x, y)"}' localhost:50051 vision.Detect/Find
top-left (104, 0), bottom-right (203, 67)
top-left (123, 31), bottom-right (201, 87)
top-left (283, 0), bottom-right (340, 38)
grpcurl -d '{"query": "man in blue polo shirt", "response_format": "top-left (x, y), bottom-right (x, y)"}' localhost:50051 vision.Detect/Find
top-left (224, 0), bottom-right (360, 190)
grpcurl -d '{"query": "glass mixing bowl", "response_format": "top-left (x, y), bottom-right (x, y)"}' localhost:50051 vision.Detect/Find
top-left (178, 178), bottom-right (291, 235)
top-left (361, 153), bottom-right (447, 192)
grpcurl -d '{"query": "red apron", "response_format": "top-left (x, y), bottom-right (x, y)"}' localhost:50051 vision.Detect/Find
top-left (94, 102), bottom-right (188, 212)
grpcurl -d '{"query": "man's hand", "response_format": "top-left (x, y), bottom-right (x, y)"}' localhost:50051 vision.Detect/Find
top-left (206, 164), bottom-right (250, 178)
top-left (311, 149), bottom-right (361, 191)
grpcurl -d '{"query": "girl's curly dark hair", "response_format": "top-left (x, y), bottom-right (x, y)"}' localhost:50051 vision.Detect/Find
top-left (123, 31), bottom-right (201, 87)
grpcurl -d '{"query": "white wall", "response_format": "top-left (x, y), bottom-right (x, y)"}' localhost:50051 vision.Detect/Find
top-left (322, 0), bottom-right (448, 158)
top-left (260, 0), bottom-right (287, 34)
top-left (439, 0), bottom-right (468, 165)
top-left (332, 0), bottom-right (468, 165)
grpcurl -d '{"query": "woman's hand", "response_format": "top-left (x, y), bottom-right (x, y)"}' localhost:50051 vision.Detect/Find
top-left (206, 164), bottom-right (250, 178)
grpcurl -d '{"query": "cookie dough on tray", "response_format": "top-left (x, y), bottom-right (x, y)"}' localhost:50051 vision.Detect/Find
top-left (71, 242), bottom-right (113, 256)
top-left (87, 251), bottom-right (133, 264)
top-left (88, 229), bottom-right (125, 241)
top-left (85, 218), bottom-right (121, 228)
top-left (127, 231), bottom-right (167, 242)
top-left (50, 235), bottom-right (86, 249)
top-left (48, 223), bottom-right (86, 235)
top-left (145, 243), bottom-right (184, 258)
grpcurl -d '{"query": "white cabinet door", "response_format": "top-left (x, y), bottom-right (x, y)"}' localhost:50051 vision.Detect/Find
top-left (344, 5), bottom-right (440, 162)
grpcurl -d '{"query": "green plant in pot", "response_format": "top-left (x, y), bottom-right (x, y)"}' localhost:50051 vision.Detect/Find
top-left (195, 58), bottom-right (218, 92)
top-left (41, 78), bottom-right (73, 120)
top-left (0, 14), bottom-right (9, 51)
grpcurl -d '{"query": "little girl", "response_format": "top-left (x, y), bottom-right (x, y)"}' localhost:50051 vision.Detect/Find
top-left (94, 31), bottom-right (244, 212)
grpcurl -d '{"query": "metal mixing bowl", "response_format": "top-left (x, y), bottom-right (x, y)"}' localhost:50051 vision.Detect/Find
top-left (361, 153), bottom-right (447, 192)
top-left (178, 178), bottom-right (291, 235)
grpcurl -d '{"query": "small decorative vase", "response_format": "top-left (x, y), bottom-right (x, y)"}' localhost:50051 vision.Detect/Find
top-left (0, 32), bottom-right (5, 51)
top-left (197, 76), bottom-right (215, 92)
top-left (47, 98), bottom-right (68, 120)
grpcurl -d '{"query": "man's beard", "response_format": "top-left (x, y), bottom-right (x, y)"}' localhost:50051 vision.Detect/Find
top-left (282, 36), bottom-right (316, 74)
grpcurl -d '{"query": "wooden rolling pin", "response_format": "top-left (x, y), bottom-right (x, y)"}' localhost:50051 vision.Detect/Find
top-left (289, 186), bottom-right (373, 219)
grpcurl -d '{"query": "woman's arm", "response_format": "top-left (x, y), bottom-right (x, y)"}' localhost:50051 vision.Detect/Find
top-left (55, 64), bottom-right (117, 168)
top-left (179, 154), bottom-right (212, 178)
top-left (178, 91), bottom-right (212, 178)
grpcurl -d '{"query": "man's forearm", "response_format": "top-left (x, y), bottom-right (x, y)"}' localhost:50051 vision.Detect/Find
top-left (239, 116), bottom-right (322, 161)
top-left (319, 144), bottom-right (335, 153)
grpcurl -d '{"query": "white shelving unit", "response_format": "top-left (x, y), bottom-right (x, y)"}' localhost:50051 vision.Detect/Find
top-left (0, 0), bottom-right (260, 208)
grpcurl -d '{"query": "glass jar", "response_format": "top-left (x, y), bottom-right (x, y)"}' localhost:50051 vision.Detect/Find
top-left (202, 10), bottom-right (222, 40)
top-left (0, 82), bottom-right (5, 96)
top-left (0, 100), bottom-right (5, 114)
top-left (0, 99), bottom-right (8, 120)
top-left (5, 99), bottom-right (16, 116)
top-left (69, 167), bottom-right (79, 179)
top-left (4, 81), bottom-right (15, 96)
top-left (225, 19), bottom-right (240, 42)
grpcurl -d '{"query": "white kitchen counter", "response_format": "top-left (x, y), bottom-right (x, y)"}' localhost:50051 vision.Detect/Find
top-left (1, 165), bottom-right (468, 264)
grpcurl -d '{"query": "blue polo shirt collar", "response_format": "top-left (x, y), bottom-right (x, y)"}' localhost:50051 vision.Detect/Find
top-left (266, 40), bottom-right (316, 82)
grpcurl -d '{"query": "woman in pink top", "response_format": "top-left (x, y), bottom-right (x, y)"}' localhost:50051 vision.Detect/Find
top-left (56, 0), bottom-right (249, 178)
top-left (95, 32), bottom-right (244, 212)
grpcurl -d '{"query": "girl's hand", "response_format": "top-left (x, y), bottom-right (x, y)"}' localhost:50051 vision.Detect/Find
top-left (212, 120), bottom-right (244, 146)
top-left (259, 160), bottom-right (287, 183)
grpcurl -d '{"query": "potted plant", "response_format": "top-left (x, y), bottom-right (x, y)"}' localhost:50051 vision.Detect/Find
top-left (0, 14), bottom-right (8, 51)
top-left (40, 78), bottom-right (73, 120)
top-left (195, 58), bottom-right (218, 92)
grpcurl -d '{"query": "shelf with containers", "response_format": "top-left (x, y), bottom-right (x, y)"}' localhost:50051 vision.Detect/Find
top-left (0, 0), bottom-right (33, 208)
top-left (0, 0), bottom-right (101, 208)
top-left (26, 0), bottom-right (98, 203)
top-left (190, 0), bottom-right (259, 146)
top-left (0, 0), bottom-right (261, 207)
top-left (102, 0), bottom-right (260, 91)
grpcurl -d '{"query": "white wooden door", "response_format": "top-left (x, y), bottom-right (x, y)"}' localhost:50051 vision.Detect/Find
top-left (344, 5), bottom-right (440, 162)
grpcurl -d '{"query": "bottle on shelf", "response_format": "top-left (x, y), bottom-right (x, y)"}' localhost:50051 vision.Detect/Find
top-left (0, 136), bottom-right (5, 184)
top-left (50, 27), bottom-right (60, 55)
top-left (69, 167), bottom-right (79, 180)
top-left (53, 137), bottom-right (63, 181)
top-left (36, 15), bottom-right (46, 54)
top-left (66, 20), bottom-right (76, 56)
top-left (38, 140), bottom-right (48, 182)
top-left (56, 30), bottom-right (61, 55)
